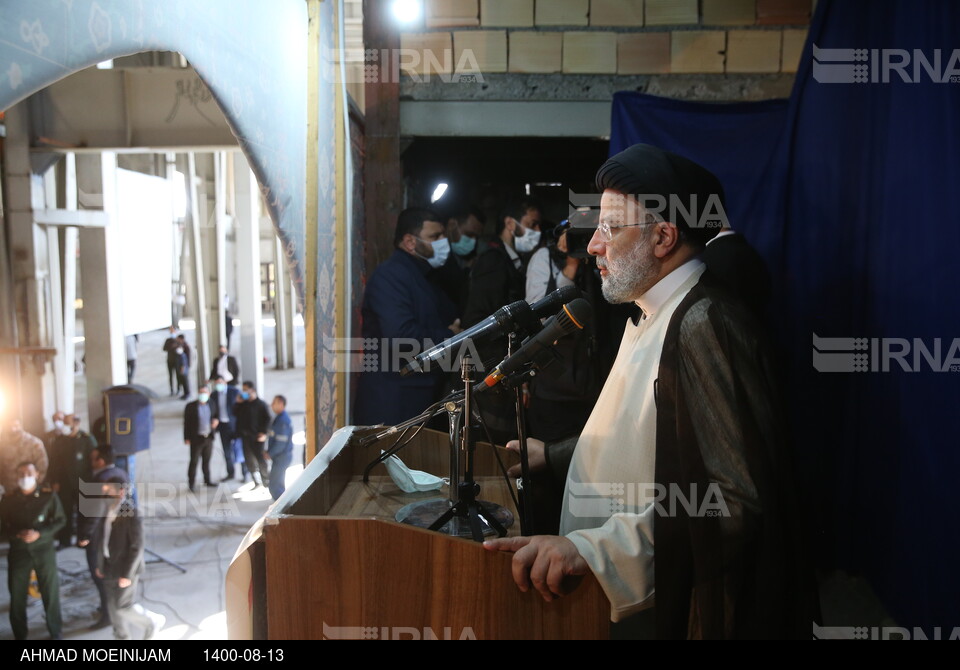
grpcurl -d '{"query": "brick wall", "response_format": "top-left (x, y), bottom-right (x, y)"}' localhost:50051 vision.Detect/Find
top-left (399, 0), bottom-right (812, 80)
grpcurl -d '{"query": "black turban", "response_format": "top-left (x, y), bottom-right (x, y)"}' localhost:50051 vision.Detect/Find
top-left (595, 144), bottom-right (727, 246)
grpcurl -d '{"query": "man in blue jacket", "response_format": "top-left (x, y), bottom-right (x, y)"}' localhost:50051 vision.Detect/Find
top-left (265, 395), bottom-right (294, 500)
top-left (352, 208), bottom-right (461, 427)
top-left (210, 376), bottom-right (244, 482)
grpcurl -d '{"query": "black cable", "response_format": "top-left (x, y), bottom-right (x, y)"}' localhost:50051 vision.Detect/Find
top-left (470, 394), bottom-right (520, 510)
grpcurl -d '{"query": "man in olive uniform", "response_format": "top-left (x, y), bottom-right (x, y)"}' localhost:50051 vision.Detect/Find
top-left (48, 415), bottom-right (97, 548)
top-left (0, 419), bottom-right (48, 496)
top-left (0, 461), bottom-right (65, 640)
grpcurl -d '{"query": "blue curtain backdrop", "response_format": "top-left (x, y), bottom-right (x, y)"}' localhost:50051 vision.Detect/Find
top-left (610, 0), bottom-right (960, 630)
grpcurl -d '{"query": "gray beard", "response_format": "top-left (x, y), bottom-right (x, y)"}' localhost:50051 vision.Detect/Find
top-left (599, 241), bottom-right (658, 304)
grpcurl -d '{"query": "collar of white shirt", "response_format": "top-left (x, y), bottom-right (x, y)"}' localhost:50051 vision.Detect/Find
top-left (504, 243), bottom-right (520, 267)
top-left (635, 257), bottom-right (705, 320)
top-left (706, 229), bottom-right (737, 245)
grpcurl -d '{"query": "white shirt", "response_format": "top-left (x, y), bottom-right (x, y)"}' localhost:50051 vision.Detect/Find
top-left (504, 242), bottom-right (521, 270)
top-left (103, 503), bottom-right (119, 559)
top-left (525, 247), bottom-right (574, 304)
top-left (560, 258), bottom-right (705, 622)
top-left (216, 355), bottom-right (234, 383)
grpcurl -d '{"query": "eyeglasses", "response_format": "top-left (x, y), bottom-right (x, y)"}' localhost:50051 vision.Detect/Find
top-left (596, 219), bottom-right (658, 242)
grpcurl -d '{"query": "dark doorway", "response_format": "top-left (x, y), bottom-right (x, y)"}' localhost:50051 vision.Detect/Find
top-left (402, 137), bottom-right (609, 230)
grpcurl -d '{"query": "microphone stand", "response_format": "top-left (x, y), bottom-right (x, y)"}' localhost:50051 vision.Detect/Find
top-left (424, 354), bottom-right (509, 542)
top-left (510, 331), bottom-right (535, 537)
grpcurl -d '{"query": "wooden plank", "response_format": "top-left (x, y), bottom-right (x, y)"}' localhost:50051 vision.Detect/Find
top-left (264, 516), bottom-right (610, 639)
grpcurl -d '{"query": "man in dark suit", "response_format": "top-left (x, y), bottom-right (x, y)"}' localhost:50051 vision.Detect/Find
top-left (77, 444), bottom-right (128, 629)
top-left (461, 199), bottom-right (540, 328)
top-left (459, 200), bottom-right (541, 442)
top-left (175, 335), bottom-right (191, 400)
top-left (210, 375), bottom-right (243, 482)
top-left (234, 381), bottom-right (272, 491)
top-left (96, 477), bottom-right (164, 640)
top-left (183, 385), bottom-right (217, 492)
top-left (352, 208), bottom-right (461, 427)
top-left (162, 326), bottom-right (181, 396)
top-left (209, 344), bottom-right (240, 384)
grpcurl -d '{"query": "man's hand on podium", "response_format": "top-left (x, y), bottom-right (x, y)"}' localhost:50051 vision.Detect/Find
top-left (483, 535), bottom-right (589, 602)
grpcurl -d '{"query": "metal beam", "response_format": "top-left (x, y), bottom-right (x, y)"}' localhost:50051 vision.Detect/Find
top-left (34, 209), bottom-right (109, 228)
top-left (400, 101), bottom-right (612, 138)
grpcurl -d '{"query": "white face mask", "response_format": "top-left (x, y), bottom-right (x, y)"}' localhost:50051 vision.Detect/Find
top-left (53, 420), bottom-right (64, 431)
top-left (418, 237), bottom-right (450, 269)
top-left (18, 476), bottom-right (36, 492)
top-left (514, 225), bottom-right (541, 253)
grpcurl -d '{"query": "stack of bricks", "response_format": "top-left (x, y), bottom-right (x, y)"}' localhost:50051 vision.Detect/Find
top-left (398, 0), bottom-right (813, 77)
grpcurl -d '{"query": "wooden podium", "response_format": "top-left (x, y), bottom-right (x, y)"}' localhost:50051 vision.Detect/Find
top-left (226, 426), bottom-right (610, 640)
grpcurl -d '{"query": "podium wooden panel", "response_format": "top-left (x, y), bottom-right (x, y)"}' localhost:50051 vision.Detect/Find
top-left (228, 426), bottom-right (610, 640)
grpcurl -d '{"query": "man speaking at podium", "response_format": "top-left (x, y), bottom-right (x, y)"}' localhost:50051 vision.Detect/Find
top-left (485, 145), bottom-right (810, 639)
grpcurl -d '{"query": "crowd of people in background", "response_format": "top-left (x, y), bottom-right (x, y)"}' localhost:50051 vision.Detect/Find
top-left (353, 197), bottom-right (623, 449)
top-left (0, 326), bottom-right (296, 640)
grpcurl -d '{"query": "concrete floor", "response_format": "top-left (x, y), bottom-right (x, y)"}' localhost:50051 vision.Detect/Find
top-left (0, 322), bottom-right (306, 641)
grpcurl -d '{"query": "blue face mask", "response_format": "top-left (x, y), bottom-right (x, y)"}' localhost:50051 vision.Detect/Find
top-left (198, 393), bottom-right (210, 403)
top-left (241, 391), bottom-right (251, 400)
top-left (451, 235), bottom-right (477, 257)
top-left (215, 384), bottom-right (226, 393)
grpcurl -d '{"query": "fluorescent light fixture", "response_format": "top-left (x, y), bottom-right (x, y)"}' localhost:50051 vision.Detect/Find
top-left (431, 183), bottom-right (448, 203)
top-left (391, 0), bottom-right (421, 25)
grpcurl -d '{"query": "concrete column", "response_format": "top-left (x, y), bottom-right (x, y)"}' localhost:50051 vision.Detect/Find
top-left (61, 227), bottom-right (78, 412)
top-left (0, 104), bottom-right (56, 432)
top-left (185, 152), bottom-right (211, 389)
top-left (61, 153), bottom-right (79, 415)
top-left (232, 153), bottom-right (264, 392)
top-left (77, 152), bottom-right (127, 425)
top-left (45, 225), bottom-right (66, 411)
top-left (273, 235), bottom-right (289, 369)
top-left (196, 152), bottom-right (227, 378)
top-left (213, 152), bottom-right (229, 350)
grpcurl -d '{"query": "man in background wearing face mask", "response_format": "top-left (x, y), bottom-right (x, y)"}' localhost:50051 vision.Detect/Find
top-left (184, 385), bottom-right (218, 492)
top-left (210, 375), bottom-right (244, 482)
top-left (462, 198), bottom-right (542, 329)
top-left (431, 207), bottom-right (485, 316)
top-left (353, 208), bottom-right (462, 427)
top-left (43, 411), bottom-right (66, 458)
top-left (0, 461), bottom-right (65, 640)
top-left (48, 414), bottom-right (97, 548)
top-left (0, 419), bottom-right (48, 499)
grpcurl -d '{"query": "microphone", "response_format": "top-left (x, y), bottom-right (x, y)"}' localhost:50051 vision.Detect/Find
top-left (398, 285), bottom-right (583, 377)
top-left (480, 298), bottom-right (592, 391)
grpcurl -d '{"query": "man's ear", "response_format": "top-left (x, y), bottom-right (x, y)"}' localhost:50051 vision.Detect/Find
top-left (652, 222), bottom-right (681, 259)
